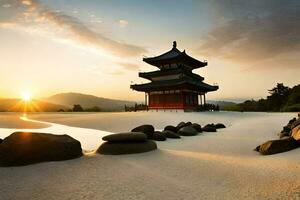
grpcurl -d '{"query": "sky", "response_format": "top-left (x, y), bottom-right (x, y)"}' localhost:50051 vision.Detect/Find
top-left (0, 0), bottom-right (299, 102)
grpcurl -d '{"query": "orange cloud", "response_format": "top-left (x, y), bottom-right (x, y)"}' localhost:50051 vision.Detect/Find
top-left (3, 0), bottom-right (147, 57)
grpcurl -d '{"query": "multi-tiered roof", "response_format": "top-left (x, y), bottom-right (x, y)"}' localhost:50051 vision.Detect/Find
top-left (130, 41), bottom-right (218, 93)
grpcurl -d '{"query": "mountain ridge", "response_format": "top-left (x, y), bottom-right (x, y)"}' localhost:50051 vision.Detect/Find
top-left (45, 92), bottom-right (135, 111)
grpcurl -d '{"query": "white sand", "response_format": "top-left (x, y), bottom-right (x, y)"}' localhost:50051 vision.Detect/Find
top-left (1, 112), bottom-right (300, 200)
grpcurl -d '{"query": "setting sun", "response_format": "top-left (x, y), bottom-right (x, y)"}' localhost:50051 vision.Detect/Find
top-left (21, 91), bottom-right (32, 102)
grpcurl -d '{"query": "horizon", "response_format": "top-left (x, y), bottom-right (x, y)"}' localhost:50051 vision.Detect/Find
top-left (0, 0), bottom-right (299, 102)
top-left (0, 91), bottom-right (250, 103)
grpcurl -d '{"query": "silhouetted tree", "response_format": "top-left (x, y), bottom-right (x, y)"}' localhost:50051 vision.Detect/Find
top-left (72, 104), bottom-right (84, 112)
top-left (268, 83), bottom-right (289, 96)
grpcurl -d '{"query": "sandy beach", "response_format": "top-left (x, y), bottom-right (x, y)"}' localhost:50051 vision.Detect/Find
top-left (1, 112), bottom-right (300, 200)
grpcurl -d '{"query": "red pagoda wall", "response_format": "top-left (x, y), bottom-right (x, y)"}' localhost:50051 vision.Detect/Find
top-left (148, 91), bottom-right (198, 109)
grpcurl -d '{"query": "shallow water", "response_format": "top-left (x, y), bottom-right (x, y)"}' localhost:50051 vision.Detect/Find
top-left (0, 111), bottom-right (296, 151)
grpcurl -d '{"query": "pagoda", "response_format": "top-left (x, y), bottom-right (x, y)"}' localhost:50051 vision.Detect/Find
top-left (130, 41), bottom-right (218, 111)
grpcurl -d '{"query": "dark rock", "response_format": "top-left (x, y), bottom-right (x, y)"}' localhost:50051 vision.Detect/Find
top-left (102, 132), bottom-right (147, 142)
top-left (202, 124), bottom-right (217, 132)
top-left (291, 125), bottom-right (300, 141)
top-left (152, 131), bottom-right (167, 141)
top-left (279, 131), bottom-right (291, 138)
top-left (131, 124), bottom-right (155, 139)
top-left (191, 123), bottom-right (202, 132)
top-left (289, 117), bottom-right (297, 125)
top-left (258, 137), bottom-right (299, 155)
top-left (215, 123), bottom-right (226, 129)
top-left (185, 122), bottom-right (192, 126)
top-left (291, 118), bottom-right (300, 129)
top-left (282, 125), bottom-right (291, 133)
top-left (0, 132), bottom-right (82, 166)
top-left (178, 126), bottom-right (198, 136)
top-left (162, 130), bottom-right (181, 139)
top-left (164, 125), bottom-right (178, 133)
top-left (176, 122), bottom-right (186, 130)
top-left (0, 139), bottom-right (2, 144)
top-left (97, 140), bottom-right (157, 155)
top-left (254, 145), bottom-right (260, 152)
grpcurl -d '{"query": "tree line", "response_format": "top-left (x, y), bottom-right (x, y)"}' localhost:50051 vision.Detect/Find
top-left (58, 104), bottom-right (101, 112)
top-left (224, 83), bottom-right (300, 112)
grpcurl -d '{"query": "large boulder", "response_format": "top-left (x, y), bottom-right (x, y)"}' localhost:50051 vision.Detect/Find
top-left (162, 130), bottom-right (181, 139)
top-left (0, 138), bottom-right (2, 144)
top-left (257, 137), bottom-right (299, 155)
top-left (202, 124), bottom-right (217, 132)
top-left (215, 123), bottom-right (226, 129)
top-left (291, 125), bottom-right (300, 141)
top-left (97, 140), bottom-right (157, 155)
top-left (164, 125), bottom-right (178, 133)
top-left (0, 132), bottom-right (82, 166)
top-left (102, 132), bottom-right (147, 142)
top-left (178, 126), bottom-right (198, 136)
top-left (131, 125), bottom-right (154, 139)
top-left (152, 131), bottom-right (167, 141)
top-left (191, 123), bottom-right (202, 132)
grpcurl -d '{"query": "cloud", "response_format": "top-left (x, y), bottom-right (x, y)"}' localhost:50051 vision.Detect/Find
top-left (116, 62), bottom-right (139, 71)
top-left (22, 0), bottom-right (32, 6)
top-left (1, 0), bottom-right (146, 57)
top-left (2, 4), bottom-right (11, 8)
top-left (118, 19), bottom-right (128, 27)
top-left (196, 0), bottom-right (300, 69)
top-left (107, 71), bottom-right (124, 76)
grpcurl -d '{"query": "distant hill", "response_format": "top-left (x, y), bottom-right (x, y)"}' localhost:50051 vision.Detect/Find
top-left (207, 100), bottom-right (237, 110)
top-left (223, 83), bottom-right (300, 112)
top-left (0, 99), bottom-right (68, 112)
top-left (45, 92), bottom-right (136, 111)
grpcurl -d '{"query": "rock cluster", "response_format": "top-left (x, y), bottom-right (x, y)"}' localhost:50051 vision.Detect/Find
top-left (162, 121), bottom-right (225, 138)
top-left (0, 132), bottom-right (82, 166)
top-left (97, 121), bottom-right (226, 155)
top-left (255, 114), bottom-right (300, 155)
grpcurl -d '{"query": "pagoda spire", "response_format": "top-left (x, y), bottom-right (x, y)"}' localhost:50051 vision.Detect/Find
top-left (173, 41), bottom-right (177, 48)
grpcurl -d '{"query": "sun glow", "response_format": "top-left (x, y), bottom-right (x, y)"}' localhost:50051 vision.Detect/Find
top-left (21, 91), bottom-right (32, 102)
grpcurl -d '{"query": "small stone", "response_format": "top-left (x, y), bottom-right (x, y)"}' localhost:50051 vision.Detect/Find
top-left (178, 126), bottom-right (198, 136)
top-left (152, 131), bottom-right (167, 141)
top-left (215, 123), bottom-right (226, 129)
top-left (202, 124), bottom-right (217, 132)
top-left (162, 130), bottom-right (181, 139)
top-left (164, 125), bottom-right (178, 133)
top-left (191, 123), bottom-right (202, 132)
